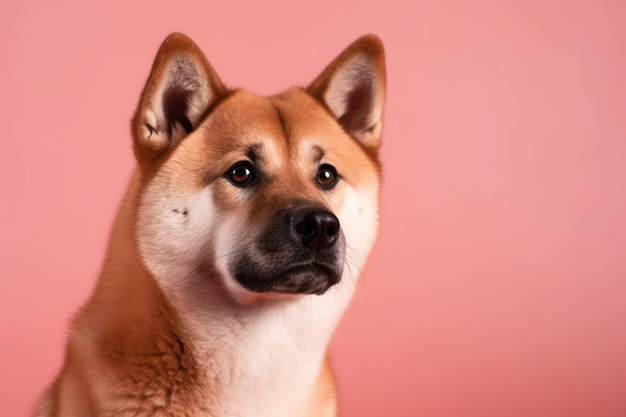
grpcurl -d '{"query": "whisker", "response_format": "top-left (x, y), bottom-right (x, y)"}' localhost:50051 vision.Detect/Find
top-left (343, 244), bottom-right (365, 285)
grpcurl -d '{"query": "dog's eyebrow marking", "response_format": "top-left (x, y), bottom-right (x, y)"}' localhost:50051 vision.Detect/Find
top-left (246, 144), bottom-right (261, 163)
top-left (312, 145), bottom-right (325, 163)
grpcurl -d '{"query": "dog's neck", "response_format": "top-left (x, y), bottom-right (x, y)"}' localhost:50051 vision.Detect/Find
top-left (74, 171), bottom-right (353, 417)
top-left (178, 296), bottom-right (347, 417)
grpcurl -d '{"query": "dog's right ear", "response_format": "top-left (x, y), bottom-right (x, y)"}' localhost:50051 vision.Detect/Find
top-left (132, 33), bottom-right (226, 160)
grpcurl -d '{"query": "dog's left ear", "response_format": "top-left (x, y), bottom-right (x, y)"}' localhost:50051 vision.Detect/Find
top-left (308, 35), bottom-right (386, 150)
top-left (132, 33), bottom-right (226, 160)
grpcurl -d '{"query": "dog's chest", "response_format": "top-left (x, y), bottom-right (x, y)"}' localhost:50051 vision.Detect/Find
top-left (177, 297), bottom-right (347, 417)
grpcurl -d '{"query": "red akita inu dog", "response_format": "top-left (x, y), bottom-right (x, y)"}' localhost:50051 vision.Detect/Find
top-left (34, 33), bottom-right (385, 417)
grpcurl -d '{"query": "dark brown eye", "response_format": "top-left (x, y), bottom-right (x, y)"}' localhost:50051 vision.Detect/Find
top-left (226, 161), bottom-right (256, 187)
top-left (317, 164), bottom-right (338, 189)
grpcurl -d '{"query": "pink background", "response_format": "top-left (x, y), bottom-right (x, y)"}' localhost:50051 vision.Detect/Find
top-left (2, 1), bottom-right (626, 416)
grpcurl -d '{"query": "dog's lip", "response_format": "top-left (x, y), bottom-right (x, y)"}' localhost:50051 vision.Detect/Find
top-left (234, 261), bottom-right (342, 296)
top-left (286, 261), bottom-right (337, 276)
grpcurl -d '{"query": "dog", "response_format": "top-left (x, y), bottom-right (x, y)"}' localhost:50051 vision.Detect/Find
top-left (33, 32), bottom-right (386, 417)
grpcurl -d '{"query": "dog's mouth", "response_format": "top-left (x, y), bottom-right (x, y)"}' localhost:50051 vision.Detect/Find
top-left (234, 261), bottom-right (343, 296)
top-left (225, 205), bottom-right (346, 297)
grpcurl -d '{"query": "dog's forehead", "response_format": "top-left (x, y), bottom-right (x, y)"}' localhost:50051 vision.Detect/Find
top-left (198, 89), bottom-right (345, 159)
top-left (267, 88), bottom-right (346, 146)
top-left (198, 90), bottom-right (284, 146)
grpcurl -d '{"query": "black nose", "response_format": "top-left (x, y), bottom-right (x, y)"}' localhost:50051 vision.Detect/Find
top-left (291, 208), bottom-right (340, 251)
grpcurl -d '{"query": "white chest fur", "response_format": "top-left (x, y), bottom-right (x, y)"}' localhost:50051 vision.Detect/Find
top-left (177, 281), bottom-right (355, 417)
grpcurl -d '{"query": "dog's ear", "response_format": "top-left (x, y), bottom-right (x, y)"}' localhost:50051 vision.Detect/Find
top-left (308, 35), bottom-right (386, 150)
top-left (132, 33), bottom-right (226, 160)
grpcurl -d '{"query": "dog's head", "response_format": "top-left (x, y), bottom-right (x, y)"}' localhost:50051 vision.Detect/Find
top-left (131, 34), bottom-right (385, 305)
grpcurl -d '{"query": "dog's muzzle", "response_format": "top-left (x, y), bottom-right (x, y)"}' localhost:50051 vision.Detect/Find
top-left (232, 206), bottom-right (345, 295)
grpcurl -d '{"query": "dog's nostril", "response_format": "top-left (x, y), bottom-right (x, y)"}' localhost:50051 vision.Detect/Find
top-left (294, 217), bottom-right (317, 237)
top-left (291, 209), bottom-right (340, 251)
top-left (326, 220), bottom-right (339, 238)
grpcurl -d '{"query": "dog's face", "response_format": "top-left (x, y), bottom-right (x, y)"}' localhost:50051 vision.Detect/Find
top-left (132, 34), bottom-right (385, 306)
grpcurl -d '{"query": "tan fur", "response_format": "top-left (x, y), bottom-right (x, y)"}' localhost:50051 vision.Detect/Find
top-left (34, 33), bottom-right (385, 417)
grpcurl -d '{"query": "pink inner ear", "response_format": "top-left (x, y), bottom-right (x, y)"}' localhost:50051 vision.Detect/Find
top-left (162, 86), bottom-right (194, 135)
top-left (322, 56), bottom-right (383, 146)
top-left (335, 75), bottom-right (375, 135)
top-left (158, 57), bottom-right (206, 136)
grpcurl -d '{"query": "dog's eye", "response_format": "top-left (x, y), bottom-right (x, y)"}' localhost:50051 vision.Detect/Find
top-left (226, 161), bottom-right (257, 187)
top-left (316, 164), bottom-right (339, 189)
